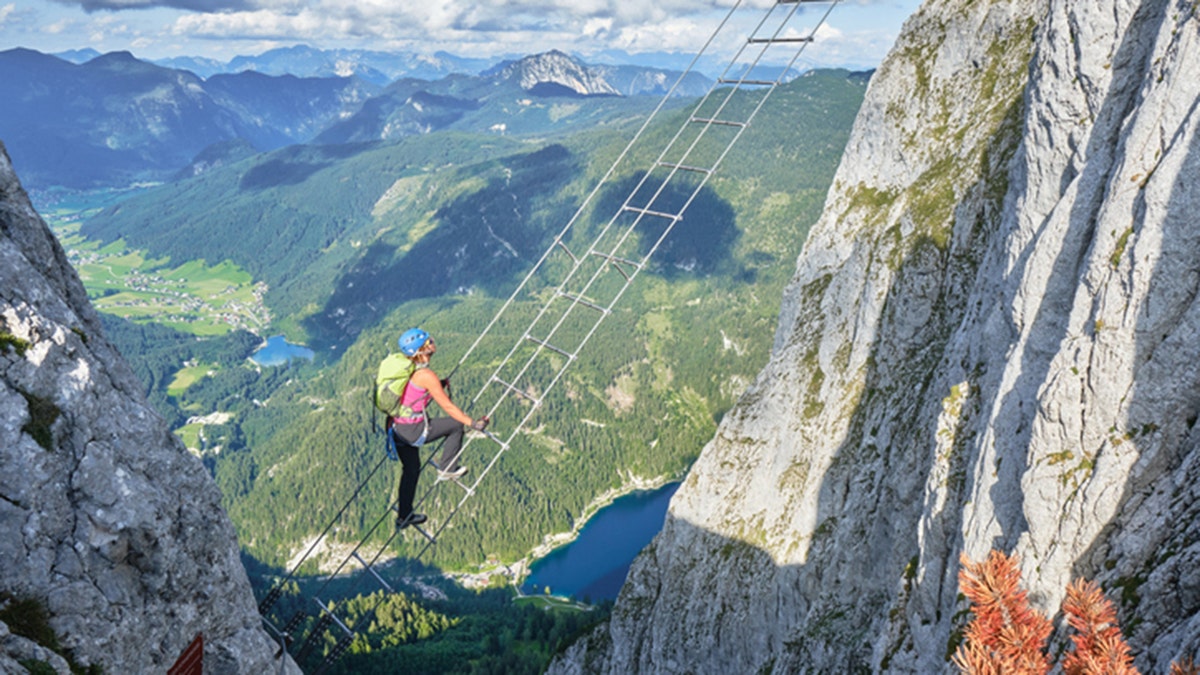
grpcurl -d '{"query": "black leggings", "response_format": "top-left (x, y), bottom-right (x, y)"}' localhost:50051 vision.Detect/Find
top-left (390, 418), bottom-right (465, 517)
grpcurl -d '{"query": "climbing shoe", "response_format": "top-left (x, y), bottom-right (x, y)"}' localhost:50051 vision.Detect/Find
top-left (396, 512), bottom-right (428, 529)
top-left (437, 465), bottom-right (469, 481)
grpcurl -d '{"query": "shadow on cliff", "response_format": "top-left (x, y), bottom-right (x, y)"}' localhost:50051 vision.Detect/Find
top-left (1068, 13), bottom-right (1200, 666)
top-left (302, 144), bottom-right (581, 351)
top-left (978, 0), bottom-right (1182, 558)
top-left (589, 219), bottom-right (998, 673)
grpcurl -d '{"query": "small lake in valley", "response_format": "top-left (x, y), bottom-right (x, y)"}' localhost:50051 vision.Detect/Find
top-left (250, 335), bottom-right (314, 366)
top-left (521, 482), bottom-right (680, 602)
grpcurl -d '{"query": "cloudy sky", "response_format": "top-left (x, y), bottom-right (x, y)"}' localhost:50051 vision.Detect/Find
top-left (2, 0), bottom-right (921, 68)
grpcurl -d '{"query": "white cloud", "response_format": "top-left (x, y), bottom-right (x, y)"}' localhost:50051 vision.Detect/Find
top-left (29, 0), bottom-right (916, 66)
top-left (44, 19), bottom-right (70, 34)
top-left (0, 4), bottom-right (14, 24)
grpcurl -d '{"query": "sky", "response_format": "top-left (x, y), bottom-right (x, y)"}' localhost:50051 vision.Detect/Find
top-left (1, 0), bottom-right (922, 69)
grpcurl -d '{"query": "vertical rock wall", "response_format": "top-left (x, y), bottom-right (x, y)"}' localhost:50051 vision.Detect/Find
top-left (551, 0), bottom-right (1200, 672)
top-left (0, 143), bottom-right (296, 673)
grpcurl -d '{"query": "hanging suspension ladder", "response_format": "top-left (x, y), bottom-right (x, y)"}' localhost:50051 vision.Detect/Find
top-left (257, 0), bottom-right (841, 670)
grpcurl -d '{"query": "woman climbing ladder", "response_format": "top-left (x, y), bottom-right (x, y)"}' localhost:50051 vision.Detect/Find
top-left (389, 327), bottom-right (489, 528)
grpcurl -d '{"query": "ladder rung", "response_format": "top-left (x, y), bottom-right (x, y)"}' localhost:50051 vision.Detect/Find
top-left (657, 161), bottom-right (711, 175)
top-left (258, 586), bottom-right (282, 614)
top-left (482, 428), bottom-right (510, 449)
top-left (412, 523), bottom-right (437, 543)
top-left (525, 335), bottom-right (575, 359)
top-left (282, 610), bottom-right (308, 634)
top-left (557, 290), bottom-right (609, 314)
top-left (351, 552), bottom-right (395, 593)
top-left (315, 598), bottom-right (354, 637)
top-left (718, 78), bottom-right (777, 86)
top-left (589, 251), bottom-right (642, 280)
top-left (748, 37), bottom-right (813, 43)
top-left (322, 635), bottom-right (356, 668)
top-left (554, 238), bottom-right (578, 263)
top-left (491, 375), bottom-right (541, 403)
top-left (294, 613), bottom-right (331, 663)
top-left (691, 116), bottom-right (746, 128)
top-left (622, 205), bottom-right (682, 221)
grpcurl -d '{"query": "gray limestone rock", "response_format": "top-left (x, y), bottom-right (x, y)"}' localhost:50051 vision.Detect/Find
top-left (0, 142), bottom-right (298, 673)
top-left (551, 0), bottom-right (1200, 672)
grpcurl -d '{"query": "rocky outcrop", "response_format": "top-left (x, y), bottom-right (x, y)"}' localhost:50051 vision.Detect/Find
top-left (550, 0), bottom-right (1200, 672)
top-left (499, 50), bottom-right (620, 96)
top-left (0, 142), bottom-right (296, 672)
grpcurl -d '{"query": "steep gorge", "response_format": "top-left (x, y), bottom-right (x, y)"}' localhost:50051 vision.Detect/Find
top-left (551, 0), bottom-right (1200, 672)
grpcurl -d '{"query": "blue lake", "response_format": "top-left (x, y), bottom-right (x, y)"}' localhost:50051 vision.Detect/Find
top-left (251, 335), bottom-right (314, 366)
top-left (521, 482), bottom-right (680, 602)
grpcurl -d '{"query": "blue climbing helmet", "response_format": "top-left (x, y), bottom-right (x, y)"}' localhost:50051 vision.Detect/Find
top-left (398, 328), bottom-right (430, 357)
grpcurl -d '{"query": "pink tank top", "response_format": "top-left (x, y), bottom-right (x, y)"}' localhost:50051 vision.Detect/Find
top-left (393, 377), bottom-right (429, 425)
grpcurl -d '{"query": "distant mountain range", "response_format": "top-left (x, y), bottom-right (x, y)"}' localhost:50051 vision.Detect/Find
top-left (53, 43), bottom-right (737, 88)
top-left (0, 48), bottom-right (376, 189)
top-left (3, 46), bottom-right (712, 190)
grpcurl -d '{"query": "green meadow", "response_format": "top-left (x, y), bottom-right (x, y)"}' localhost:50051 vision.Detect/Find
top-left (41, 196), bottom-right (269, 337)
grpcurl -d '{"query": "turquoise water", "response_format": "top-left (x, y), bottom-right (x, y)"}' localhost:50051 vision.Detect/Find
top-left (521, 482), bottom-right (680, 602)
top-left (251, 335), bottom-right (314, 366)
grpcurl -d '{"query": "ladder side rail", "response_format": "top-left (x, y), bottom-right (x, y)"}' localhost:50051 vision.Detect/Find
top-left (454, 0), bottom-right (775, 418)
top-left (457, 0), bottom-right (823, 462)
top-left (459, 165), bottom-right (662, 416)
top-left (284, 511), bottom-right (408, 658)
top-left (460, 78), bottom-right (736, 419)
top-left (458, 0), bottom-right (824, 441)
top-left (706, 0), bottom-right (787, 89)
top-left (285, 492), bottom-right (410, 658)
top-left (455, 0), bottom-right (774, 422)
top-left (712, 0), bottom-right (802, 92)
top-left (459, 177), bottom-right (660, 423)
top-left (258, 451), bottom-right (391, 615)
top-left (666, 2), bottom-right (806, 179)
top-left (458, 158), bottom-right (696, 455)
top-left (463, 202), bottom-right (650, 430)
top-left (673, 1), bottom-right (840, 204)
top-left (448, 0), bottom-right (750, 379)
top-left (461, 203), bottom-right (624, 418)
top-left (775, 1), bottom-right (841, 74)
top-left (467, 142), bottom-right (698, 421)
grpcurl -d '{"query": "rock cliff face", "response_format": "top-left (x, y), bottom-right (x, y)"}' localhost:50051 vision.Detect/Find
top-left (0, 144), bottom-right (294, 673)
top-left (551, 0), bottom-right (1200, 672)
top-left (499, 50), bottom-right (621, 96)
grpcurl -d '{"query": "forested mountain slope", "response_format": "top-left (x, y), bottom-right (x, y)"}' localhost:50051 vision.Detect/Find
top-left (550, 0), bottom-right (1200, 672)
top-left (81, 70), bottom-right (868, 573)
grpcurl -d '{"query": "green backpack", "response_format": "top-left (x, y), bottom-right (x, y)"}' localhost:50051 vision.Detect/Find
top-left (374, 353), bottom-right (418, 418)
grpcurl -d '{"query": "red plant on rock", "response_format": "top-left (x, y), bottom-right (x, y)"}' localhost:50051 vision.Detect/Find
top-left (953, 550), bottom-right (1051, 674)
top-left (1061, 578), bottom-right (1136, 674)
top-left (954, 550), bottom-right (1196, 675)
top-left (1172, 657), bottom-right (1200, 675)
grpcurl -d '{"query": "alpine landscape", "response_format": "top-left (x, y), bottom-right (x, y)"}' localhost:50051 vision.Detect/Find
top-left (1, 0), bottom-right (1199, 673)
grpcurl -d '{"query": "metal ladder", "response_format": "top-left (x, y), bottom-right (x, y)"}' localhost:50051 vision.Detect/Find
top-left (258, 0), bottom-right (841, 670)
